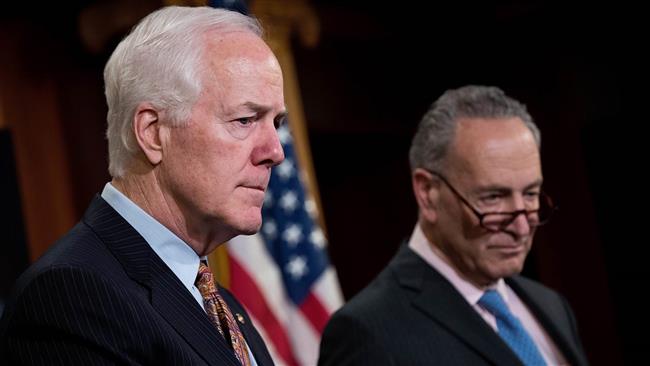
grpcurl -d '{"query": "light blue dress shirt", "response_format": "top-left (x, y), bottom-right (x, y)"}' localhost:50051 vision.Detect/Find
top-left (101, 183), bottom-right (205, 306)
top-left (101, 183), bottom-right (258, 365)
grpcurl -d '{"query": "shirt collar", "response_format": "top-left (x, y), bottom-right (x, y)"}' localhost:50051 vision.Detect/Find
top-left (101, 182), bottom-right (201, 292)
top-left (408, 223), bottom-right (509, 307)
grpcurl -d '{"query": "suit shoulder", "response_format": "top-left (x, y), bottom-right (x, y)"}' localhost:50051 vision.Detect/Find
top-left (7, 263), bottom-right (133, 316)
top-left (3, 202), bottom-right (136, 323)
top-left (329, 263), bottom-right (405, 329)
top-left (320, 270), bottom-right (399, 366)
top-left (508, 275), bottom-right (576, 325)
top-left (509, 275), bottom-right (565, 302)
top-left (32, 220), bottom-right (109, 269)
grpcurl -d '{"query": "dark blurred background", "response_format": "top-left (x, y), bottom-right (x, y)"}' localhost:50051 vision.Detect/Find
top-left (1, 1), bottom-right (646, 364)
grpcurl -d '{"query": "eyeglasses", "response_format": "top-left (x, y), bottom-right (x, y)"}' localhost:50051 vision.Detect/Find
top-left (426, 170), bottom-right (557, 232)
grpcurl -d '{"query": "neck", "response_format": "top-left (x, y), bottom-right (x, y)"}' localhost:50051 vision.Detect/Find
top-left (111, 172), bottom-right (225, 256)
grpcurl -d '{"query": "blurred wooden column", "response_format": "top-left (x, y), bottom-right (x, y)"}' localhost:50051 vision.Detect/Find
top-left (0, 25), bottom-right (76, 261)
top-left (0, 0), bottom-right (163, 262)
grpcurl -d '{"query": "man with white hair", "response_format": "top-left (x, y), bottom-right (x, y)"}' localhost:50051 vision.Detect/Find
top-left (0, 6), bottom-right (285, 365)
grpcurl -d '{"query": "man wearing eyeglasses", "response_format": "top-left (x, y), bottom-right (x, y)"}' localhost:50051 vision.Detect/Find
top-left (318, 85), bottom-right (589, 366)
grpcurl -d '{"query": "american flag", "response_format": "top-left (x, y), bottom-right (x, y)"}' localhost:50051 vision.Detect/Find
top-left (208, 2), bottom-right (344, 364)
top-left (228, 124), bottom-right (343, 365)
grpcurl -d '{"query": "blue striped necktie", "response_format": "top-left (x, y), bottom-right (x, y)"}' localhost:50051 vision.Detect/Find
top-left (478, 289), bottom-right (546, 366)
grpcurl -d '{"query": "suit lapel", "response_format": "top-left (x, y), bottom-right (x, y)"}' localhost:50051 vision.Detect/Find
top-left (392, 245), bottom-right (523, 366)
top-left (83, 196), bottom-right (241, 366)
top-left (238, 318), bottom-right (271, 366)
top-left (219, 288), bottom-right (274, 366)
top-left (148, 261), bottom-right (241, 366)
top-left (507, 277), bottom-right (586, 366)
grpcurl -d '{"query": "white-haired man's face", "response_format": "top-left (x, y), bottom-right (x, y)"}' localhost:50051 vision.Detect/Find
top-left (157, 31), bottom-right (286, 251)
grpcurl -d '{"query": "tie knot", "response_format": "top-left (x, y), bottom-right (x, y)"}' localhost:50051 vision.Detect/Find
top-left (196, 262), bottom-right (216, 297)
top-left (478, 289), bottom-right (511, 319)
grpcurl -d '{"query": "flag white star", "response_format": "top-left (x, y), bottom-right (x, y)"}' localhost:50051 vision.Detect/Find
top-left (304, 197), bottom-right (317, 218)
top-left (282, 224), bottom-right (303, 246)
top-left (276, 158), bottom-right (294, 180)
top-left (285, 255), bottom-right (308, 280)
top-left (310, 228), bottom-right (327, 249)
top-left (278, 125), bottom-right (292, 145)
top-left (280, 190), bottom-right (299, 212)
top-left (263, 220), bottom-right (278, 239)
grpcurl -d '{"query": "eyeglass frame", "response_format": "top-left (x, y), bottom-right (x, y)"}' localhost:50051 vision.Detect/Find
top-left (422, 169), bottom-right (557, 232)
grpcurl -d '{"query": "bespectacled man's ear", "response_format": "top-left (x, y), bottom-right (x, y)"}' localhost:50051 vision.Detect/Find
top-left (412, 168), bottom-right (441, 224)
top-left (133, 102), bottom-right (163, 166)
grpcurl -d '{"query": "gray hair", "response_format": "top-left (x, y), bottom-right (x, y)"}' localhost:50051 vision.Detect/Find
top-left (408, 85), bottom-right (541, 173)
top-left (104, 6), bottom-right (262, 177)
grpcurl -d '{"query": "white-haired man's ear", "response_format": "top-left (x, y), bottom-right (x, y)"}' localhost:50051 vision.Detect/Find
top-left (133, 102), bottom-right (164, 166)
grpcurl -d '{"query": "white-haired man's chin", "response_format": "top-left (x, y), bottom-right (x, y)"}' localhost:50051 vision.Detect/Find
top-left (230, 212), bottom-right (263, 237)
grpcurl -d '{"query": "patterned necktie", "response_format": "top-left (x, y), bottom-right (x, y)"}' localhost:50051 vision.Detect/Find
top-left (478, 289), bottom-right (546, 366)
top-left (196, 262), bottom-right (251, 366)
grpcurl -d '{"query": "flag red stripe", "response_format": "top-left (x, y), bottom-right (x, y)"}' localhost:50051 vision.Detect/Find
top-left (298, 291), bottom-right (331, 333)
top-left (228, 255), bottom-right (300, 366)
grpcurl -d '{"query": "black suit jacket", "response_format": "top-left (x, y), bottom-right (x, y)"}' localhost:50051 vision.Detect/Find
top-left (0, 196), bottom-right (274, 366)
top-left (319, 244), bottom-right (588, 366)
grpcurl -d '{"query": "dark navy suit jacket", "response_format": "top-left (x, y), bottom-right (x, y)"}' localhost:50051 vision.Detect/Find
top-left (319, 244), bottom-right (589, 366)
top-left (0, 196), bottom-right (274, 365)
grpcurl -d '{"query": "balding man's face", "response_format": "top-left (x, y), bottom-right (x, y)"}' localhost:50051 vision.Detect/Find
top-left (429, 117), bottom-right (542, 287)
